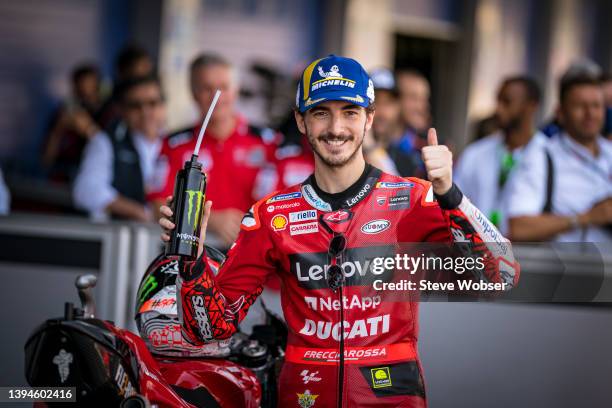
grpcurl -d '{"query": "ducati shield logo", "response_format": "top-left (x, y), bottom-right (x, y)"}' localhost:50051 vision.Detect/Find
top-left (52, 349), bottom-right (73, 383)
top-left (372, 190), bottom-right (410, 211)
top-left (361, 220), bottom-right (390, 234)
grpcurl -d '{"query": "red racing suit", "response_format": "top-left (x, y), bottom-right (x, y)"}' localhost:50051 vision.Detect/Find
top-left (177, 165), bottom-right (520, 407)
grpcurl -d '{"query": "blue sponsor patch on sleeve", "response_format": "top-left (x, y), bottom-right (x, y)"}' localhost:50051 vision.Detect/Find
top-left (266, 191), bottom-right (302, 203)
top-left (375, 181), bottom-right (414, 189)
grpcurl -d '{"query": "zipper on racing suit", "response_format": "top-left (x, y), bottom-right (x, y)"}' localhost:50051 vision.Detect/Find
top-left (328, 233), bottom-right (348, 408)
top-left (338, 284), bottom-right (345, 408)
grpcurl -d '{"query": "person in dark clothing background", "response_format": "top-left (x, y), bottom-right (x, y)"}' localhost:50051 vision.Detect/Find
top-left (73, 75), bottom-right (165, 221)
top-left (42, 63), bottom-right (104, 182)
top-left (369, 67), bottom-right (424, 177)
top-left (97, 45), bottom-right (155, 129)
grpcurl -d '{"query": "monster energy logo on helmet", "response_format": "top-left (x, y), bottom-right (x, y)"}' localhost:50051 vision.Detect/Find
top-left (137, 275), bottom-right (158, 304)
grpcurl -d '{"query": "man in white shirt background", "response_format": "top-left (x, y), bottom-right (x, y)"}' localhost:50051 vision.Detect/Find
top-left (455, 76), bottom-right (545, 234)
top-left (73, 75), bottom-right (165, 221)
top-left (507, 75), bottom-right (612, 242)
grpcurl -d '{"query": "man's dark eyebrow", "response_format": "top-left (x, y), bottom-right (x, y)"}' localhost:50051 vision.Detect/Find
top-left (341, 104), bottom-right (361, 110)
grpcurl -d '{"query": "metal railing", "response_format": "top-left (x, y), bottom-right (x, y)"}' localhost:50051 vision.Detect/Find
top-left (1, 213), bottom-right (611, 331)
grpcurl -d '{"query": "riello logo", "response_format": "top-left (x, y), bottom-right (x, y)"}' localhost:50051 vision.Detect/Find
top-left (185, 190), bottom-right (204, 226)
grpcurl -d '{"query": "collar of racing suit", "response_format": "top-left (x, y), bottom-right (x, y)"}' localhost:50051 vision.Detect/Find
top-left (303, 163), bottom-right (382, 211)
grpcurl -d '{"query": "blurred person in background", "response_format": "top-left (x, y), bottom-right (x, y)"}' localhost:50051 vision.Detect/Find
top-left (368, 67), bottom-right (424, 176)
top-left (251, 71), bottom-right (315, 200)
top-left (148, 53), bottom-right (276, 248)
top-left (73, 75), bottom-right (165, 221)
top-left (267, 69), bottom-right (320, 194)
top-left (97, 45), bottom-right (155, 128)
top-left (362, 130), bottom-right (398, 175)
top-left (600, 73), bottom-right (612, 139)
top-left (42, 63), bottom-right (103, 182)
top-left (541, 58), bottom-right (602, 138)
top-left (115, 45), bottom-right (155, 81)
top-left (455, 76), bottom-right (545, 233)
top-left (0, 168), bottom-right (10, 215)
top-left (507, 75), bottom-right (612, 242)
top-left (260, 125), bottom-right (314, 197)
top-left (388, 68), bottom-right (431, 176)
top-left (472, 113), bottom-right (499, 141)
top-left (397, 69), bottom-right (431, 139)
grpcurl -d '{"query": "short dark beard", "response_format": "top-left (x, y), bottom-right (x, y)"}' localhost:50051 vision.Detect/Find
top-left (305, 122), bottom-right (365, 168)
top-left (499, 114), bottom-right (522, 134)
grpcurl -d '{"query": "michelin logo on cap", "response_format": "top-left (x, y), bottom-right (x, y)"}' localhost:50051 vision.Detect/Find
top-left (296, 55), bottom-right (375, 112)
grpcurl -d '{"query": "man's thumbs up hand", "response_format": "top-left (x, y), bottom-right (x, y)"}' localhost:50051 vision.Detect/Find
top-left (422, 128), bottom-right (453, 195)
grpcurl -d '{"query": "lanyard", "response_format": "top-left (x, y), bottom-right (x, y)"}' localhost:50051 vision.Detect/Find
top-left (490, 143), bottom-right (518, 226)
top-left (490, 137), bottom-right (531, 226)
top-left (498, 151), bottom-right (516, 189)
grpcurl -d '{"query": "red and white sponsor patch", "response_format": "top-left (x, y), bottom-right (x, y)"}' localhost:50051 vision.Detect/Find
top-left (290, 221), bottom-right (319, 236)
top-left (267, 201), bottom-right (301, 213)
top-left (285, 342), bottom-right (417, 365)
top-left (323, 209), bottom-right (351, 224)
top-left (361, 219), bottom-right (390, 234)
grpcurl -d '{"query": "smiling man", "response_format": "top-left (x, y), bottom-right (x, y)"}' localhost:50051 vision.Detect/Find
top-left (160, 55), bottom-right (519, 407)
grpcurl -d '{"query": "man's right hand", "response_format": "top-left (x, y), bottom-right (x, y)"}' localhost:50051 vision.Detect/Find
top-left (159, 195), bottom-right (212, 258)
top-left (581, 197), bottom-right (612, 226)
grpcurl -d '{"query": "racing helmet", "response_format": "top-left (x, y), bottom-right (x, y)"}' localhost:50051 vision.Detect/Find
top-left (135, 246), bottom-right (230, 357)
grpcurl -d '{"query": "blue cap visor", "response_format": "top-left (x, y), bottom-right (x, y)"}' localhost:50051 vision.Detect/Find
top-left (299, 90), bottom-right (370, 112)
